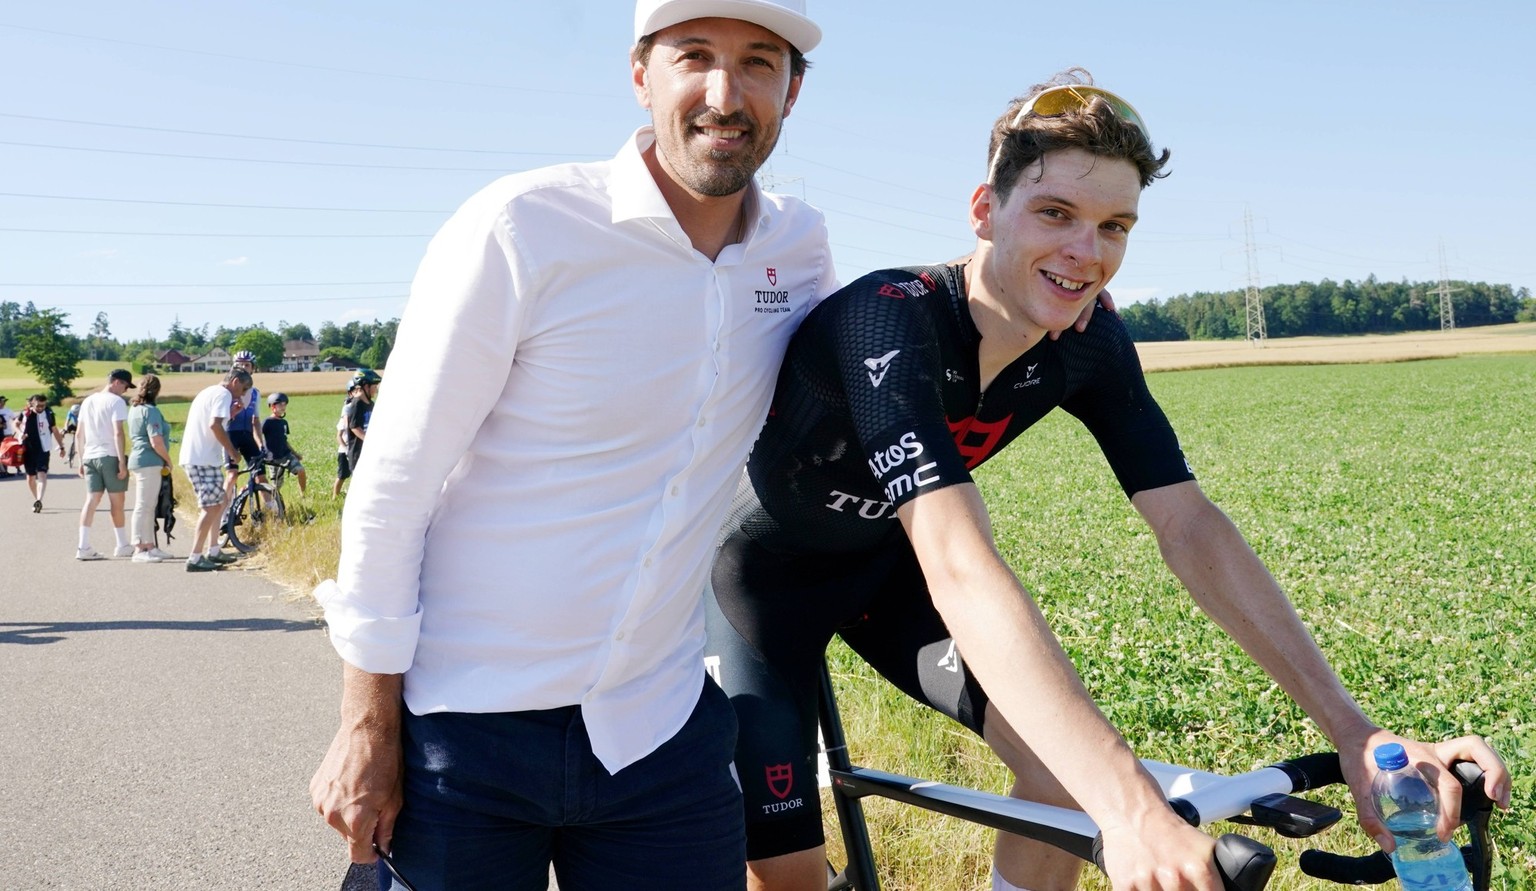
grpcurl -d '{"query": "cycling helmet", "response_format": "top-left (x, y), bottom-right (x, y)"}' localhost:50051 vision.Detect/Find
top-left (267, 392), bottom-right (289, 405)
top-left (349, 368), bottom-right (382, 389)
top-left (233, 349), bottom-right (257, 364)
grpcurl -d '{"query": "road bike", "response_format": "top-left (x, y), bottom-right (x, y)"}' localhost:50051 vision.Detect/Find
top-left (222, 457), bottom-right (295, 552)
top-left (818, 660), bottom-right (1497, 891)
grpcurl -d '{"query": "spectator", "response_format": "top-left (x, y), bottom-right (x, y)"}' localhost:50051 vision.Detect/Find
top-left (332, 386), bottom-right (356, 498)
top-left (178, 370), bottom-right (251, 572)
top-left (343, 369), bottom-right (379, 481)
top-left (0, 395), bottom-right (14, 477)
top-left (17, 393), bottom-right (64, 513)
top-left (262, 392), bottom-right (308, 494)
top-left (127, 374), bottom-right (175, 563)
top-left (74, 370), bottom-right (135, 560)
top-left (308, 2), bottom-right (835, 887)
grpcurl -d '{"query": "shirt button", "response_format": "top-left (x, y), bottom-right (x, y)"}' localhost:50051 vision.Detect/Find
top-left (671, 486), bottom-right (679, 496)
top-left (697, 419), bottom-right (706, 428)
top-left (614, 631), bottom-right (625, 641)
top-left (643, 557), bottom-right (652, 568)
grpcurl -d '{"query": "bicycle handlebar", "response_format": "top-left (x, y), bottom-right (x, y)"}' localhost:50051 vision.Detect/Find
top-left (1299, 760), bottom-right (1494, 888)
top-left (1091, 833), bottom-right (1277, 891)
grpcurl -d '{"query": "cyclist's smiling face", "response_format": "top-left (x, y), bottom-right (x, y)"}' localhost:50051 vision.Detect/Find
top-left (971, 148), bottom-right (1140, 340)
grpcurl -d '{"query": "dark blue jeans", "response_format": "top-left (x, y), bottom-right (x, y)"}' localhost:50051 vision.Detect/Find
top-left (382, 679), bottom-right (745, 891)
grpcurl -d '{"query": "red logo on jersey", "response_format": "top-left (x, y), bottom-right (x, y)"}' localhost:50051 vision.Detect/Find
top-left (948, 414), bottom-right (1014, 468)
top-left (767, 267), bottom-right (778, 286)
top-left (877, 284), bottom-right (907, 300)
top-left (765, 763), bottom-right (793, 800)
top-left (918, 271), bottom-right (938, 291)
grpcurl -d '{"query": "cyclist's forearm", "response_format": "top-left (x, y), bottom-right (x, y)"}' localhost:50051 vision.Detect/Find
top-left (1143, 487), bottom-right (1375, 744)
top-left (901, 487), bottom-right (1176, 828)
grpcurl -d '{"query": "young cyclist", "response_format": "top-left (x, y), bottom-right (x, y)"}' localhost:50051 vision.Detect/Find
top-left (704, 71), bottom-right (1510, 891)
top-left (342, 368), bottom-right (379, 479)
top-left (261, 392), bottom-right (308, 494)
top-left (332, 385), bottom-right (355, 498)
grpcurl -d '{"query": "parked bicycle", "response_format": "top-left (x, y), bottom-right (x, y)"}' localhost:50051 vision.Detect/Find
top-left (222, 457), bottom-right (298, 552)
top-left (817, 660), bottom-right (1497, 891)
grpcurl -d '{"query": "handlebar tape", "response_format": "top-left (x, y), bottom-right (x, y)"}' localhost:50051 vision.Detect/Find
top-left (1298, 849), bottom-right (1395, 886)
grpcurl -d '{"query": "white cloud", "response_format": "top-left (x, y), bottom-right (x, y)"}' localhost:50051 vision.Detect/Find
top-left (222, 256), bottom-right (250, 266)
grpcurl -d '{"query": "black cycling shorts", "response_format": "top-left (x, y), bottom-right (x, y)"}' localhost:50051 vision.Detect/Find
top-left (704, 529), bottom-right (991, 861)
top-left (229, 429), bottom-right (262, 469)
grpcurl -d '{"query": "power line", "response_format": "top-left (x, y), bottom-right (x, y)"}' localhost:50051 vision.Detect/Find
top-left (0, 227), bottom-right (430, 238)
top-left (0, 191), bottom-right (449, 213)
top-left (0, 23), bottom-right (626, 100)
top-left (0, 112), bottom-right (605, 158)
top-left (31, 294), bottom-right (408, 308)
top-left (0, 139), bottom-right (516, 172)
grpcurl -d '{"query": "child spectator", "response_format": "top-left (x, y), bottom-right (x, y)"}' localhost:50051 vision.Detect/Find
top-left (262, 392), bottom-right (308, 494)
top-left (332, 387), bottom-right (356, 498)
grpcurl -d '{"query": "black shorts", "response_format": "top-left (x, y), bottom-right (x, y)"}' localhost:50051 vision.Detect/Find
top-left (229, 429), bottom-right (262, 469)
top-left (335, 452), bottom-right (351, 481)
top-left (703, 530), bottom-right (991, 861)
top-left (22, 444), bottom-right (50, 476)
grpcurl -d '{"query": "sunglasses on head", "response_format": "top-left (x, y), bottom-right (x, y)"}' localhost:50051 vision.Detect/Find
top-left (988, 84), bottom-right (1151, 182)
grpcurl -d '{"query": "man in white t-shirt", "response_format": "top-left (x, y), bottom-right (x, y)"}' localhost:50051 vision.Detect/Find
top-left (178, 370), bottom-right (251, 572)
top-left (74, 369), bottom-right (135, 560)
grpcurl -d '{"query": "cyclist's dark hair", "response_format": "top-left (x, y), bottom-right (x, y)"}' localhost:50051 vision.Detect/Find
top-left (987, 67), bottom-right (1170, 206)
top-left (133, 374), bottom-right (161, 406)
top-left (632, 32), bottom-right (809, 79)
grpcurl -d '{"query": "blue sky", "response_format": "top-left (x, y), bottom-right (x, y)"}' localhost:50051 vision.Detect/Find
top-left (3, 0), bottom-right (1532, 342)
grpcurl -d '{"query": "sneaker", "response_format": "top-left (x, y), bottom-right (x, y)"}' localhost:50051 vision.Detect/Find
top-left (75, 548), bottom-right (106, 561)
top-left (148, 547), bottom-right (175, 560)
top-left (32, 499), bottom-right (41, 513)
top-left (185, 556), bottom-right (220, 572)
top-left (205, 551), bottom-right (238, 565)
top-left (131, 550), bottom-right (163, 564)
top-left (113, 545), bottom-right (135, 558)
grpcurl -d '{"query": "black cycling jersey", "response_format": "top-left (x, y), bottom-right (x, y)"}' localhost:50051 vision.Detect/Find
top-left (732, 261), bottom-right (1192, 553)
top-left (707, 261), bottom-right (1196, 861)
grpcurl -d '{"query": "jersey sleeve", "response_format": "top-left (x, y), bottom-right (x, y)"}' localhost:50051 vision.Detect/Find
top-left (818, 273), bottom-right (973, 509)
top-left (1059, 309), bottom-right (1194, 497)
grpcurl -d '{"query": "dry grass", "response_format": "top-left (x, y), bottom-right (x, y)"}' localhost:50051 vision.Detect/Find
top-left (1135, 321), bottom-right (1536, 372)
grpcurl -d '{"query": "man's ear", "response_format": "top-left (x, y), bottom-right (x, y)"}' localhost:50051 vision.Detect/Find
top-left (781, 73), bottom-right (804, 119)
top-left (969, 183), bottom-right (995, 242)
top-left (632, 56), bottom-right (652, 110)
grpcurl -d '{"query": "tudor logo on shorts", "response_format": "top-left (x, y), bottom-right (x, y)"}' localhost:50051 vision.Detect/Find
top-left (765, 763), bottom-right (794, 800)
top-left (864, 350), bottom-right (900, 387)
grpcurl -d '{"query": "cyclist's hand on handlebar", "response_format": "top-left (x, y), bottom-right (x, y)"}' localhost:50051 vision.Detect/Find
top-left (1337, 729), bottom-right (1510, 854)
top-left (1100, 813), bottom-right (1221, 891)
top-left (310, 715), bottom-right (404, 863)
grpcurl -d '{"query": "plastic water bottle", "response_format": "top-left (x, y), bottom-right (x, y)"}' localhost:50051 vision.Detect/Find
top-left (1371, 743), bottom-right (1471, 891)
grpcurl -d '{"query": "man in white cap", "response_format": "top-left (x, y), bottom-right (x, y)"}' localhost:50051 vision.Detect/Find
top-left (308, 2), bottom-right (833, 888)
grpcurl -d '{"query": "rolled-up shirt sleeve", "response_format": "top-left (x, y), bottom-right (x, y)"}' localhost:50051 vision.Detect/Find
top-left (319, 190), bottom-right (528, 673)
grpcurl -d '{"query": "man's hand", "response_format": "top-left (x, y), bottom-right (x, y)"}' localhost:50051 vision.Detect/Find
top-left (116, 461), bottom-right (127, 481)
top-left (1050, 289), bottom-right (1118, 341)
top-left (1099, 811), bottom-right (1221, 891)
top-left (311, 668), bottom-right (405, 863)
top-left (1337, 729), bottom-right (1510, 852)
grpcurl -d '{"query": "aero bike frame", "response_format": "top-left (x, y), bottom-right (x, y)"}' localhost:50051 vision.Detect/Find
top-left (818, 660), bottom-right (1495, 891)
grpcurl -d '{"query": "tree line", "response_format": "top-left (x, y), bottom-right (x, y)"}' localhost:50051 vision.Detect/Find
top-left (0, 301), bottom-right (398, 401)
top-left (1118, 277), bottom-right (1534, 342)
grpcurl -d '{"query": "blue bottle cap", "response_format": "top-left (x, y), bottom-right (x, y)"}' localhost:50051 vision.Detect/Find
top-left (1374, 742), bottom-right (1409, 770)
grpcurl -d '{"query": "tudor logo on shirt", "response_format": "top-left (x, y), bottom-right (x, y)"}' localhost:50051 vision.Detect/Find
top-left (767, 267), bottom-right (777, 286)
top-left (765, 763), bottom-right (793, 800)
top-left (864, 349), bottom-right (900, 387)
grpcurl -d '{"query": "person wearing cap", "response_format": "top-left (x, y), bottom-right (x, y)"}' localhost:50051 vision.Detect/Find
top-left (73, 369), bottom-right (136, 560)
top-left (702, 70), bottom-right (1512, 891)
top-left (308, 1), bottom-right (833, 887)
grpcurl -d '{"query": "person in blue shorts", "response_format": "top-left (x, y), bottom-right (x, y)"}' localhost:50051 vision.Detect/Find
top-left (262, 392), bottom-right (308, 495)
top-left (705, 71), bottom-right (1510, 891)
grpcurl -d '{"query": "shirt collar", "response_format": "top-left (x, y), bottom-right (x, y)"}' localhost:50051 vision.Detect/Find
top-left (609, 127), bottom-right (769, 237)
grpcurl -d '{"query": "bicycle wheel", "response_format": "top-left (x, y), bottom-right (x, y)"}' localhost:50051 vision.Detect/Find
top-left (224, 488), bottom-right (269, 553)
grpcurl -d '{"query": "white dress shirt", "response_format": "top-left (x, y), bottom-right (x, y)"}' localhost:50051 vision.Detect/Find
top-left (317, 128), bottom-right (837, 772)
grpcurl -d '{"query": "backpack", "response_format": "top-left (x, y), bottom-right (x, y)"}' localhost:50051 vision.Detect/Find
top-left (155, 471), bottom-right (178, 543)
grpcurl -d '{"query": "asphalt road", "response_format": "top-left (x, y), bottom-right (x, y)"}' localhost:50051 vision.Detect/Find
top-left (0, 468), bottom-right (358, 889)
